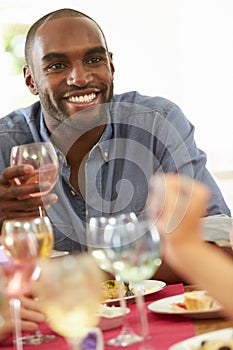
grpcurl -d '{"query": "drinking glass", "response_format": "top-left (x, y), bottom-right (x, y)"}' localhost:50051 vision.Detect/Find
top-left (10, 142), bottom-right (59, 216)
top-left (88, 217), bottom-right (161, 349)
top-left (87, 213), bottom-right (144, 347)
top-left (2, 217), bottom-right (54, 260)
top-left (2, 217), bottom-right (56, 344)
top-left (35, 253), bottom-right (104, 350)
top-left (0, 229), bottom-right (39, 350)
top-left (110, 220), bottom-right (161, 349)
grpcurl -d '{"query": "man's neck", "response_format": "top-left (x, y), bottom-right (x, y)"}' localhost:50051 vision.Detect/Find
top-left (50, 123), bottom-right (106, 195)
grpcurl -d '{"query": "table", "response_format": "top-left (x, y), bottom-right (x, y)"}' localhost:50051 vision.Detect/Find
top-left (1, 283), bottom-right (233, 350)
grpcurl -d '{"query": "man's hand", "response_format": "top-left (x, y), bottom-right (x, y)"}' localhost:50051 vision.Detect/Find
top-left (0, 165), bottom-right (58, 230)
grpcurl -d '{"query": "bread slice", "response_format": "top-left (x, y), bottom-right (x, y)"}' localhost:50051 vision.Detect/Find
top-left (183, 291), bottom-right (213, 311)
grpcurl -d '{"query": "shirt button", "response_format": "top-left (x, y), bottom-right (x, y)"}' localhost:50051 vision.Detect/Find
top-left (104, 151), bottom-right (108, 159)
top-left (58, 154), bottom-right (63, 161)
top-left (71, 190), bottom-right (76, 196)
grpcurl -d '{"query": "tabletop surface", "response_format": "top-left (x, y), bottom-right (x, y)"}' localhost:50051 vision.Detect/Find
top-left (1, 283), bottom-right (233, 350)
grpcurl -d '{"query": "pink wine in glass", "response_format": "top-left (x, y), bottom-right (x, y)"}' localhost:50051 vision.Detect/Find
top-left (12, 163), bottom-right (58, 197)
top-left (10, 142), bottom-right (59, 197)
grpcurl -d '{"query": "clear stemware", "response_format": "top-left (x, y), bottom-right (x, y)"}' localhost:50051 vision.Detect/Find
top-left (0, 229), bottom-right (39, 350)
top-left (109, 220), bottom-right (161, 349)
top-left (87, 213), bottom-right (144, 347)
top-left (35, 253), bottom-right (104, 350)
top-left (1, 217), bottom-right (56, 345)
top-left (10, 141), bottom-right (59, 216)
top-left (88, 217), bottom-right (161, 349)
top-left (2, 217), bottom-right (54, 260)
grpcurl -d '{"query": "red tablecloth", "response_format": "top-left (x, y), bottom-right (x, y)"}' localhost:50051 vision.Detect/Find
top-left (0, 283), bottom-right (195, 350)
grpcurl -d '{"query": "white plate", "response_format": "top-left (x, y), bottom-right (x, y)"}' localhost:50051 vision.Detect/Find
top-left (148, 293), bottom-right (223, 319)
top-left (105, 280), bottom-right (166, 304)
top-left (168, 328), bottom-right (233, 350)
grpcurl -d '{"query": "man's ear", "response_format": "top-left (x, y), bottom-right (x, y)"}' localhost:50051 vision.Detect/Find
top-left (108, 52), bottom-right (115, 76)
top-left (23, 65), bottom-right (38, 95)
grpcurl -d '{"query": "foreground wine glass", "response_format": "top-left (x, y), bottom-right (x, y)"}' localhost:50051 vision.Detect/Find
top-left (2, 217), bottom-right (56, 345)
top-left (0, 229), bottom-right (39, 350)
top-left (87, 213), bottom-right (144, 347)
top-left (10, 142), bottom-right (59, 216)
top-left (108, 220), bottom-right (161, 349)
top-left (2, 217), bottom-right (54, 260)
top-left (35, 253), bottom-right (104, 350)
top-left (88, 217), bottom-right (161, 349)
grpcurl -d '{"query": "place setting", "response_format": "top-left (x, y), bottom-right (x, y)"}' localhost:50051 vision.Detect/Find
top-left (147, 290), bottom-right (224, 320)
top-left (168, 328), bottom-right (233, 350)
top-left (101, 279), bottom-right (166, 305)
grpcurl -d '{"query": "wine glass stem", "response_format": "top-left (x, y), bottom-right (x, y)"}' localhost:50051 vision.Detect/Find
top-left (115, 274), bottom-right (135, 334)
top-left (9, 298), bottom-right (23, 350)
top-left (135, 284), bottom-right (149, 340)
top-left (38, 206), bottom-right (45, 217)
top-left (67, 338), bottom-right (82, 350)
top-left (115, 274), bottom-right (127, 309)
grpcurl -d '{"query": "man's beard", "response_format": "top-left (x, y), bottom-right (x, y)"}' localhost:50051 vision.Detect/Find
top-left (38, 83), bottom-right (114, 133)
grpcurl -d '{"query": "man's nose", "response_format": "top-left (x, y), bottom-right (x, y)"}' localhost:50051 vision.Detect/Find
top-left (67, 63), bottom-right (92, 87)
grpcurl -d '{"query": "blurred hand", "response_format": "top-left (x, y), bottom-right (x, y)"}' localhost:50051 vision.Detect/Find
top-left (0, 294), bottom-right (45, 342)
top-left (0, 165), bottom-right (58, 230)
top-left (147, 173), bottom-right (210, 243)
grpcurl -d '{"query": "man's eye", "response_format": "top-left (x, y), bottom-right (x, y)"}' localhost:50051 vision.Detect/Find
top-left (86, 57), bottom-right (102, 65)
top-left (48, 63), bottom-right (66, 70)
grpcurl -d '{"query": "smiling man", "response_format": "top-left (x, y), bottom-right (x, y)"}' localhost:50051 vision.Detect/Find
top-left (24, 13), bottom-right (114, 133)
top-left (0, 8), bottom-right (231, 283)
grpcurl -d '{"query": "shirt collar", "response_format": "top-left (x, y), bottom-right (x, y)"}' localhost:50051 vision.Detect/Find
top-left (39, 110), bottom-right (50, 141)
top-left (39, 107), bottom-right (113, 164)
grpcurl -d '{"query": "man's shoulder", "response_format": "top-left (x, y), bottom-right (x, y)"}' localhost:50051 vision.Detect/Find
top-left (0, 101), bottom-right (41, 131)
top-left (112, 91), bottom-right (179, 115)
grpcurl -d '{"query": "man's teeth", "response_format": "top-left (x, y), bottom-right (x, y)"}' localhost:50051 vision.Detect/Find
top-left (68, 93), bottom-right (96, 103)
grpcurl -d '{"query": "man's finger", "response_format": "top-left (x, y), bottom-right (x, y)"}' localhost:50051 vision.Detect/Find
top-left (0, 165), bottom-right (34, 183)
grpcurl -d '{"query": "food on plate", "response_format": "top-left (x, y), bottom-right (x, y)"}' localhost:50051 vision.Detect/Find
top-left (101, 280), bottom-right (134, 300)
top-left (183, 291), bottom-right (214, 311)
top-left (98, 304), bottom-right (130, 318)
top-left (172, 291), bottom-right (214, 311)
top-left (193, 337), bottom-right (233, 349)
top-left (98, 304), bottom-right (131, 330)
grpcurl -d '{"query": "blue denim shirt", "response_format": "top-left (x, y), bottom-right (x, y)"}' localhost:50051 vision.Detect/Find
top-left (0, 91), bottom-right (230, 251)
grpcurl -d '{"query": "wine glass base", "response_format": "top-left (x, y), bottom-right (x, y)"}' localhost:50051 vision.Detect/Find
top-left (20, 333), bottom-right (57, 345)
top-left (107, 331), bottom-right (143, 347)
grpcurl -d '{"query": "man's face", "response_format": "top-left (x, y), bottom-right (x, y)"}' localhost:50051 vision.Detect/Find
top-left (26, 17), bottom-right (114, 131)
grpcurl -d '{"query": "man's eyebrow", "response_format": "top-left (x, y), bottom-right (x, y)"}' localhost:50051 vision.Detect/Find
top-left (85, 46), bottom-right (107, 56)
top-left (41, 46), bottom-right (107, 63)
top-left (42, 52), bottom-right (67, 63)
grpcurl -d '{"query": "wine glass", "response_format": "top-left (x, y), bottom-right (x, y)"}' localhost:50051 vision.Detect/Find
top-left (2, 217), bottom-right (54, 260)
top-left (10, 142), bottom-right (59, 216)
top-left (107, 220), bottom-right (161, 349)
top-left (0, 228), bottom-right (39, 350)
top-left (1, 217), bottom-right (56, 345)
top-left (88, 217), bottom-right (161, 349)
top-left (35, 253), bottom-right (104, 350)
top-left (87, 213), bottom-right (144, 347)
